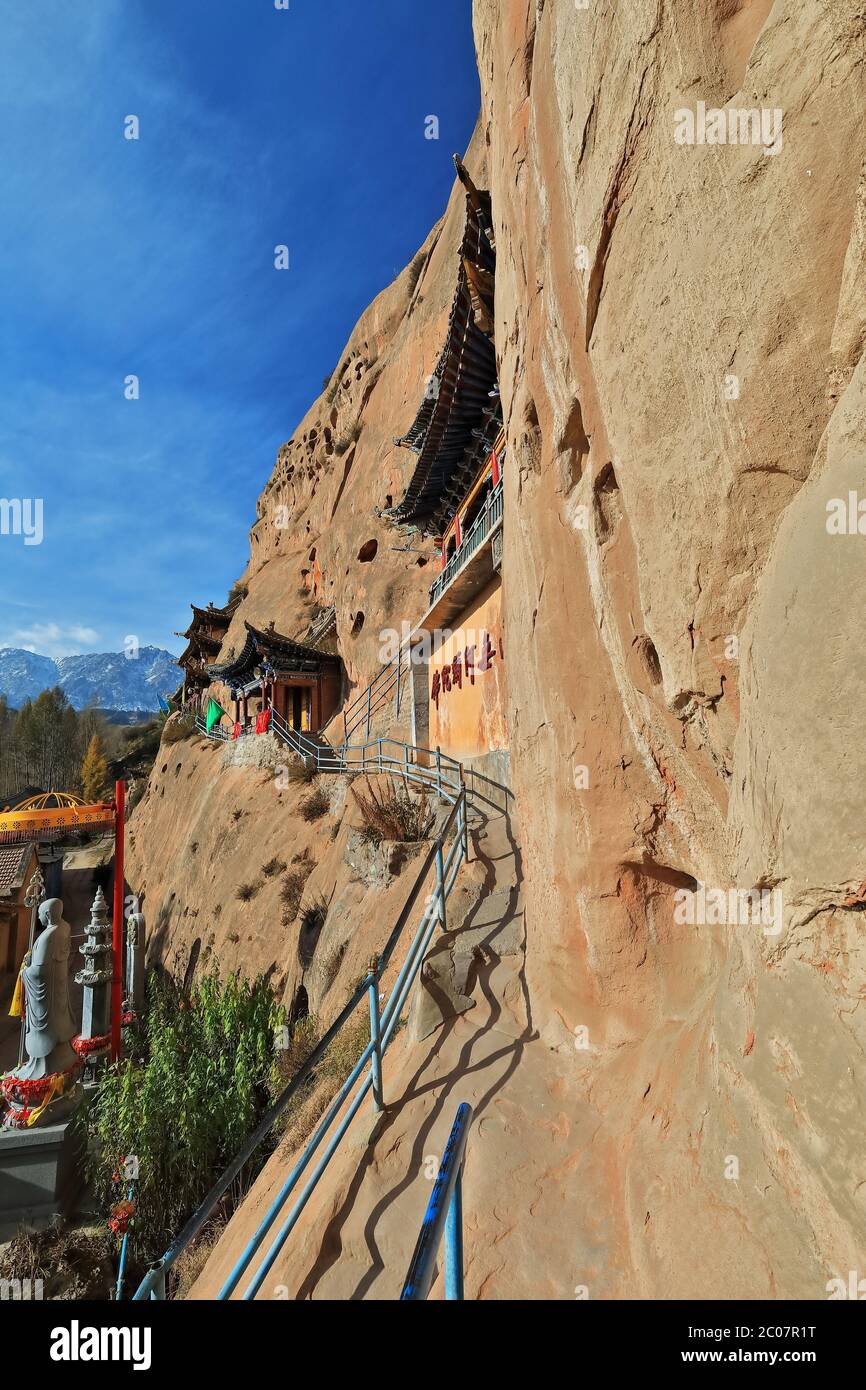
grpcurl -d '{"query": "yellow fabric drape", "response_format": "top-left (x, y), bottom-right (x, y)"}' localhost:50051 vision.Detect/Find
top-left (26, 1074), bottom-right (66, 1127)
top-left (8, 952), bottom-right (29, 1018)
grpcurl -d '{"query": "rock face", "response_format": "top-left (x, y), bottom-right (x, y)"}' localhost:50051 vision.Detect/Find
top-left (471, 0), bottom-right (866, 1296)
top-left (131, 1), bottom-right (866, 1300)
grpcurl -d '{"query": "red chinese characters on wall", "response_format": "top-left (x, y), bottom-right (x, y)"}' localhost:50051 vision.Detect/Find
top-left (431, 632), bottom-right (504, 709)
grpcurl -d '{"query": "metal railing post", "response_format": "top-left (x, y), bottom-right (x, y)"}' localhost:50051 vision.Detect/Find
top-left (401, 1103), bottom-right (473, 1301)
top-left (378, 737), bottom-right (383, 772)
top-left (459, 769), bottom-right (469, 864)
top-left (366, 685), bottom-right (372, 738)
top-left (435, 843), bottom-right (447, 933)
top-left (435, 745), bottom-right (442, 797)
top-left (444, 1162), bottom-right (465, 1300)
top-left (395, 650), bottom-right (402, 719)
top-left (368, 963), bottom-right (384, 1114)
top-left (115, 1182), bottom-right (135, 1300)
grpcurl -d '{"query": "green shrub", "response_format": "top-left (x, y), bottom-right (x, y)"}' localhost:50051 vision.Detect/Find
top-left (87, 969), bottom-right (285, 1265)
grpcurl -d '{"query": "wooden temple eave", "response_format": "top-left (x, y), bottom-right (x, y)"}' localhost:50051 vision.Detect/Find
top-left (178, 598), bottom-right (241, 643)
top-left (384, 165), bottom-right (500, 537)
top-left (206, 621), bottom-right (339, 685)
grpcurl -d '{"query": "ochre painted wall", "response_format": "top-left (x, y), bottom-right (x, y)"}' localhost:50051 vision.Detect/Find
top-left (428, 577), bottom-right (507, 761)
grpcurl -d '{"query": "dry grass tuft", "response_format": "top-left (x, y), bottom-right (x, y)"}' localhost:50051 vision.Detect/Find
top-left (284, 758), bottom-right (318, 785)
top-left (351, 775), bottom-right (433, 845)
top-left (300, 786), bottom-right (330, 822)
top-left (280, 854), bottom-right (315, 924)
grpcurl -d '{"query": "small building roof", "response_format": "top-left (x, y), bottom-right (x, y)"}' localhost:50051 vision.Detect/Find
top-left (207, 622), bottom-right (339, 684)
top-left (0, 842), bottom-right (35, 899)
top-left (177, 598), bottom-right (241, 642)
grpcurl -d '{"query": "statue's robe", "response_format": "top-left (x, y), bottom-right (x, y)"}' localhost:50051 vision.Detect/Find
top-left (14, 916), bottom-right (78, 1082)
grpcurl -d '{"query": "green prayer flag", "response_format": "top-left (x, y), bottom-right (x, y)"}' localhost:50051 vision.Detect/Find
top-left (206, 698), bottom-right (225, 733)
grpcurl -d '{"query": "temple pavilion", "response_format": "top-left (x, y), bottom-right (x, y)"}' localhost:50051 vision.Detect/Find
top-left (386, 158), bottom-right (508, 781)
top-left (207, 621), bottom-right (342, 734)
top-left (175, 600), bottom-right (241, 704)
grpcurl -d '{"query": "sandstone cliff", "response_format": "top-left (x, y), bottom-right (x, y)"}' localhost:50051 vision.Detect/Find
top-left (131, 1), bottom-right (866, 1299)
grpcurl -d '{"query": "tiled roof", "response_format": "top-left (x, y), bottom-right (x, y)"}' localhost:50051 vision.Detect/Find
top-left (0, 843), bottom-right (35, 898)
top-left (207, 622), bottom-right (339, 682)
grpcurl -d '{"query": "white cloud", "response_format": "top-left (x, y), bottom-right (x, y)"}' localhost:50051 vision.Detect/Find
top-left (5, 623), bottom-right (100, 659)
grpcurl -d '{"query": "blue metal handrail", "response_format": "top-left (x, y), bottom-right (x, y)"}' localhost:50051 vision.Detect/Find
top-left (114, 1183), bottom-right (135, 1301)
top-left (133, 775), bottom-right (470, 1301)
top-left (342, 646), bottom-right (410, 742)
top-left (217, 789), bottom-right (468, 1301)
top-left (138, 710), bottom-right (477, 1301)
top-left (401, 1103), bottom-right (472, 1300)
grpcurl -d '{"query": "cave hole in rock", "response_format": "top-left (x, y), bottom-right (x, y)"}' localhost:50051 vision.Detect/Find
top-left (289, 985), bottom-right (309, 1028)
top-left (522, 399), bottom-right (543, 477)
top-left (635, 635), bottom-right (663, 686)
top-left (621, 861), bottom-right (699, 894)
top-left (298, 900), bottom-right (327, 967)
top-left (358, 539), bottom-right (378, 563)
top-left (593, 462), bottom-right (622, 542)
top-left (416, 556), bottom-right (428, 567)
top-left (182, 939), bottom-right (202, 996)
top-left (351, 611), bottom-right (365, 637)
top-left (558, 397), bottom-right (590, 491)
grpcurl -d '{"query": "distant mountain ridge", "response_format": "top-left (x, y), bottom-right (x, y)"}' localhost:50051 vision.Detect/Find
top-left (0, 646), bottom-right (182, 712)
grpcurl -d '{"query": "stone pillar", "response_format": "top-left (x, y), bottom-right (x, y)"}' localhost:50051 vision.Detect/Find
top-left (74, 887), bottom-right (114, 1086)
top-left (125, 911), bottom-right (146, 1018)
top-left (410, 647), bottom-right (431, 757)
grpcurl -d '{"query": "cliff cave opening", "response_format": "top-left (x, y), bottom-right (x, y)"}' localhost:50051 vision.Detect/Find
top-left (289, 985), bottom-right (309, 1028)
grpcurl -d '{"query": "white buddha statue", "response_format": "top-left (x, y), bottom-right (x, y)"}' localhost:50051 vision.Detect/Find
top-left (11, 898), bottom-right (79, 1082)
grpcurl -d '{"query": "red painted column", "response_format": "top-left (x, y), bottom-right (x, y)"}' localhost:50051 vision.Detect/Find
top-left (110, 780), bottom-right (126, 1062)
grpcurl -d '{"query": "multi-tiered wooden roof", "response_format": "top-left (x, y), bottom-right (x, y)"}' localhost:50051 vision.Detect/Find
top-left (176, 600), bottom-right (240, 683)
top-left (386, 158), bottom-right (500, 538)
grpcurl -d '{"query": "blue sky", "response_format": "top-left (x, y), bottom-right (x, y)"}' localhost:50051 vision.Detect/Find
top-left (0, 0), bottom-right (479, 659)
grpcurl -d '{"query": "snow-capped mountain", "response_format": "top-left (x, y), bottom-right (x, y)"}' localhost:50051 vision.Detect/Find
top-left (0, 646), bottom-right (181, 712)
